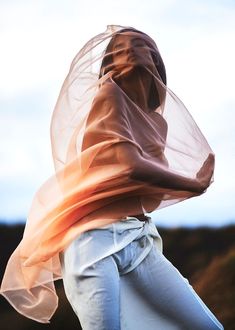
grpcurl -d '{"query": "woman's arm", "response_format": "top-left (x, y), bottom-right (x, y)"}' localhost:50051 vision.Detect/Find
top-left (116, 142), bottom-right (214, 194)
top-left (131, 157), bottom-right (202, 193)
top-left (132, 153), bottom-right (214, 194)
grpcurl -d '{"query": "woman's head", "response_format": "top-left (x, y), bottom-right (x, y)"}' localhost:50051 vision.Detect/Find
top-left (99, 27), bottom-right (167, 110)
top-left (99, 28), bottom-right (166, 82)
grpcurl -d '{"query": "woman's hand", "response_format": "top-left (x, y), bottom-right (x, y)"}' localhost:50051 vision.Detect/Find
top-left (195, 153), bottom-right (215, 193)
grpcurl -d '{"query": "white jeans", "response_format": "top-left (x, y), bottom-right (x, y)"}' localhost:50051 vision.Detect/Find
top-left (59, 226), bottom-right (224, 330)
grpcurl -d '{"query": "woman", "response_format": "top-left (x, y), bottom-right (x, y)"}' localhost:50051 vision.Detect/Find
top-left (0, 25), bottom-right (224, 329)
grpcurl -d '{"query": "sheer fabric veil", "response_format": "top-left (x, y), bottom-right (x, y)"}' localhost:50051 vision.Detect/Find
top-left (0, 24), bottom-right (215, 323)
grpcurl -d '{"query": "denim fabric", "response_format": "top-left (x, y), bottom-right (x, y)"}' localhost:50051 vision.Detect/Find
top-left (59, 218), bottom-right (224, 330)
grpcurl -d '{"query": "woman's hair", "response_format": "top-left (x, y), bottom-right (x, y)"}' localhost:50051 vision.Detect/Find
top-left (98, 28), bottom-right (167, 111)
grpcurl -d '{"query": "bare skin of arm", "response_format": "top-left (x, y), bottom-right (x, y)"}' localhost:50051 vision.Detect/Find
top-left (131, 154), bottom-right (214, 194)
top-left (116, 143), bottom-right (214, 194)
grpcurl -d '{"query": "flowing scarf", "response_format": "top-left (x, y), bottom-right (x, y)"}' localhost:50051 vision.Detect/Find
top-left (0, 24), bottom-right (214, 323)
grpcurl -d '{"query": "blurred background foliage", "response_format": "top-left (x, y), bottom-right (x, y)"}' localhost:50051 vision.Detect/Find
top-left (1, 223), bottom-right (234, 329)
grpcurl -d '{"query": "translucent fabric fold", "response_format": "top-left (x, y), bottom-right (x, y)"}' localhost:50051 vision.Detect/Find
top-left (0, 24), bottom-right (215, 323)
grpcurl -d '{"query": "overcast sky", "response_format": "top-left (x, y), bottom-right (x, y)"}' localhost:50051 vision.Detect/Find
top-left (0, 0), bottom-right (235, 227)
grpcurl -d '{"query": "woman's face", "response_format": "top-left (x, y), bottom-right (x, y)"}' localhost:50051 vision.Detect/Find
top-left (111, 33), bottom-right (155, 72)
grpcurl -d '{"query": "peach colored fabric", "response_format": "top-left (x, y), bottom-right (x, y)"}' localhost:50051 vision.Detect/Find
top-left (0, 24), bottom-right (215, 323)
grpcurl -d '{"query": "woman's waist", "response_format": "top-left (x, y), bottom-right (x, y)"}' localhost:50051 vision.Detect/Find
top-left (127, 214), bottom-right (151, 222)
top-left (97, 214), bottom-right (153, 231)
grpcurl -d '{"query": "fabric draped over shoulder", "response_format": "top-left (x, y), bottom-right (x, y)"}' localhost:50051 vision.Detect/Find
top-left (0, 24), bottom-right (215, 323)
